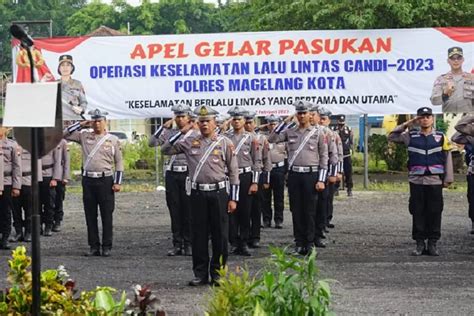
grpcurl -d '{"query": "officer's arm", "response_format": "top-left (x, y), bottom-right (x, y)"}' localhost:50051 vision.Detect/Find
top-left (443, 150), bottom-right (454, 185)
top-left (52, 146), bottom-right (62, 181)
top-left (148, 125), bottom-right (167, 147)
top-left (0, 154), bottom-right (3, 193)
top-left (78, 83), bottom-right (88, 109)
top-left (336, 134), bottom-right (344, 173)
top-left (262, 139), bottom-right (272, 184)
top-left (63, 142), bottom-right (71, 181)
top-left (454, 115), bottom-right (474, 137)
top-left (267, 122), bottom-right (288, 143)
top-left (388, 124), bottom-right (410, 146)
top-left (113, 140), bottom-right (124, 185)
top-left (161, 132), bottom-right (185, 156)
top-left (251, 136), bottom-right (263, 183)
top-left (430, 76), bottom-right (445, 105)
top-left (318, 133), bottom-right (329, 182)
top-left (63, 122), bottom-right (83, 143)
top-left (12, 143), bottom-right (22, 190)
top-left (225, 139), bottom-right (240, 202)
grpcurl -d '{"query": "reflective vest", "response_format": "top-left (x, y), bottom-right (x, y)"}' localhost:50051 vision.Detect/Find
top-left (407, 131), bottom-right (446, 175)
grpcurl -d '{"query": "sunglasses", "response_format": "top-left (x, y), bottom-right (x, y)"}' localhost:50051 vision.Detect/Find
top-left (449, 56), bottom-right (463, 61)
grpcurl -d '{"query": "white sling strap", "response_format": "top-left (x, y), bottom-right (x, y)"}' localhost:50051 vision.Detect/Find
top-left (192, 136), bottom-right (224, 183)
top-left (234, 133), bottom-right (250, 155)
top-left (288, 127), bottom-right (317, 168)
top-left (83, 134), bottom-right (112, 172)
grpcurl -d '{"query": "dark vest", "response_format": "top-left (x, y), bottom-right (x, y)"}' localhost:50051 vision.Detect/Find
top-left (338, 126), bottom-right (352, 155)
top-left (407, 131), bottom-right (446, 175)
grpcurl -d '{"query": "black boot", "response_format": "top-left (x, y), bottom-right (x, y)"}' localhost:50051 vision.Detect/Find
top-left (9, 230), bottom-right (23, 242)
top-left (240, 245), bottom-right (252, 256)
top-left (52, 222), bottom-right (61, 232)
top-left (412, 240), bottom-right (425, 256)
top-left (0, 235), bottom-right (11, 250)
top-left (471, 221), bottom-right (474, 234)
top-left (43, 226), bottom-right (53, 237)
top-left (427, 240), bottom-right (439, 256)
top-left (23, 232), bottom-right (32, 242)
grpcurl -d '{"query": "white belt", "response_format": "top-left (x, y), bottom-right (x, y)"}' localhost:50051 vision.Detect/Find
top-left (170, 165), bottom-right (188, 172)
top-left (291, 166), bottom-right (318, 173)
top-left (272, 161), bottom-right (285, 168)
top-left (83, 171), bottom-right (114, 178)
top-left (238, 166), bottom-right (252, 174)
top-left (191, 181), bottom-right (226, 191)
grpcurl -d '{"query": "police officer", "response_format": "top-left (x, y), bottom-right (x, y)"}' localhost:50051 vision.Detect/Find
top-left (244, 111), bottom-right (271, 248)
top-left (149, 104), bottom-right (192, 256)
top-left (451, 115), bottom-right (474, 232)
top-left (268, 101), bottom-right (328, 255)
top-left (431, 47), bottom-right (473, 113)
top-left (261, 115), bottom-right (286, 229)
top-left (161, 105), bottom-right (239, 286)
top-left (388, 107), bottom-right (453, 256)
top-left (0, 123), bottom-right (21, 250)
top-left (336, 115), bottom-right (354, 196)
top-left (58, 55), bottom-right (88, 120)
top-left (52, 139), bottom-right (70, 232)
top-left (64, 109), bottom-right (123, 257)
top-left (10, 146), bottom-right (42, 242)
top-left (226, 107), bottom-right (262, 256)
top-left (317, 107), bottom-right (339, 238)
top-left (39, 145), bottom-right (62, 236)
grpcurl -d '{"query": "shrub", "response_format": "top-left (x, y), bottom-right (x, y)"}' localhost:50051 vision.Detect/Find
top-left (206, 247), bottom-right (333, 316)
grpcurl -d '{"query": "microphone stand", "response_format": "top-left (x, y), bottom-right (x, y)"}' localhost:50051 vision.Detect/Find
top-left (21, 40), bottom-right (41, 316)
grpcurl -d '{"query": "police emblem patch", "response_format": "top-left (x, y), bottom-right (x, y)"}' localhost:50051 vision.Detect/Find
top-left (433, 135), bottom-right (442, 142)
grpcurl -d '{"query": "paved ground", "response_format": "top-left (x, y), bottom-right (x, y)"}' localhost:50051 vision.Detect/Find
top-left (1, 189), bottom-right (474, 315)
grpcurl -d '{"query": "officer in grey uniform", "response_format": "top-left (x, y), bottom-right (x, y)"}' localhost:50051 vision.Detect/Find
top-left (53, 139), bottom-right (70, 232)
top-left (451, 115), bottom-right (474, 232)
top-left (261, 114), bottom-right (287, 229)
top-left (226, 106), bottom-right (262, 256)
top-left (244, 111), bottom-right (271, 248)
top-left (431, 47), bottom-right (473, 113)
top-left (11, 146), bottom-right (42, 242)
top-left (161, 105), bottom-right (239, 286)
top-left (64, 109), bottom-right (124, 257)
top-left (149, 104), bottom-right (192, 256)
top-left (58, 55), bottom-right (88, 120)
top-left (268, 101), bottom-right (328, 255)
top-left (0, 123), bottom-right (21, 250)
top-left (39, 145), bottom-right (62, 236)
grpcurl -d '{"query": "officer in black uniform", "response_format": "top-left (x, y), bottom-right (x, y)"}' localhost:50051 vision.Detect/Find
top-left (161, 105), bottom-right (240, 286)
top-left (64, 109), bottom-right (124, 257)
top-left (336, 115), bottom-right (354, 196)
top-left (389, 107), bottom-right (453, 256)
top-left (149, 104), bottom-right (192, 256)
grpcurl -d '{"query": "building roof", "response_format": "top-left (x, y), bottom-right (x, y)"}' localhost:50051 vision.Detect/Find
top-left (86, 26), bottom-right (125, 37)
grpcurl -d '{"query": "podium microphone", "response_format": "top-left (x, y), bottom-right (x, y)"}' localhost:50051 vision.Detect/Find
top-left (10, 24), bottom-right (34, 47)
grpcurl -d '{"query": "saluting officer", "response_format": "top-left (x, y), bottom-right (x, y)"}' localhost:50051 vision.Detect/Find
top-left (64, 109), bottom-right (123, 257)
top-left (58, 55), bottom-right (88, 120)
top-left (268, 101), bottom-right (328, 255)
top-left (244, 111), bottom-right (271, 248)
top-left (336, 115), bottom-right (354, 196)
top-left (10, 147), bottom-right (42, 242)
top-left (431, 47), bottom-right (473, 113)
top-left (316, 107), bottom-right (339, 241)
top-left (149, 104), bottom-right (192, 256)
top-left (451, 115), bottom-right (474, 233)
top-left (161, 105), bottom-right (239, 286)
top-left (39, 144), bottom-right (62, 236)
top-left (388, 107), bottom-right (453, 256)
top-left (52, 139), bottom-right (70, 233)
top-left (226, 106), bottom-right (262, 256)
top-left (0, 123), bottom-right (21, 250)
top-left (261, 114), bottom-right (287, 229)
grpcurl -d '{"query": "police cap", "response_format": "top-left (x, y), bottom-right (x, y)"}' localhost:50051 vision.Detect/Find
top-left (244, 111), bottom-right (256, 121)
top-left (194, 105), bottom-right (218, 121)
top-left (416, 107), bottom-right (433, 116)
top-left (171, 103), bottom-right (191, 116)
top-left (318, 107), bottom-right (332, 117)
top-left (265, 114), bottom-right (281, 123)
top-left (448, 46), bottom-right (463, 58)
top-left (88, 108), bottom-right (108, 120)
top-left (228, 106), bottom-right (247, 119)
top-left (294, 100), bottom-right (312, 113)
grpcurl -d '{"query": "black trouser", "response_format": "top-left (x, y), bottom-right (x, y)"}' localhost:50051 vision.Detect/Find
top-left (82, 176), bottom-right (115, 251)
top-left (229, 172), bottom-right (252, 248)
top-left (409, 183), bottom-right (443, 241)
top-left (262, 165), bottom-right (285, 225)
top-left (190, 188), bottom-right (229, 281)
top-left (249, 173), bottom-right (266, 243)
top-left (165, 171), bottom-right (191, 248)
top-left (343, 156), bottom-right (353, 190)
top-left (327, 182), bottom-right (337, 225)
top-left (316, 183), bottom-right (329, 237)
top-left (12, 185), bottom-right (32, 234)
top-left (0, 186), bottom-right (13, 238)
top-left (54, 182), bottom-right (66, 223)
top-left (39, 177), bottom-right (56, 228)
top-left (468, 175), bottom-right (474, 221)
top-left (287, 171), bottom-right (318, 248)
